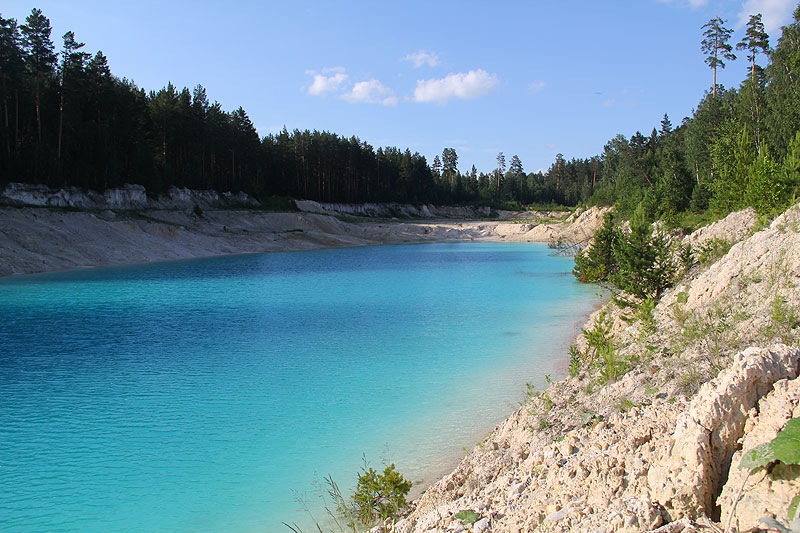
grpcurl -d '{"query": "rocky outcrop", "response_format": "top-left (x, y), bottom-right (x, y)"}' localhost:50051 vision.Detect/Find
top-left (718, 376), bottom-right (800, 531)
top-left (392, 205), bottom-right (800, 532)
top-left (0, 182), bottom-right (260, 210)
top-left (649, 345), bottom-right (799, 521)
top-left (294, 200), bottom-right (493, 219)
top-left (682, 208), bottom-right (757, 249)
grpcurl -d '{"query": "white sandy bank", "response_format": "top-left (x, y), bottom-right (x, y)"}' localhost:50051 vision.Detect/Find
top-left (0, 184), bottom-right (607, 277)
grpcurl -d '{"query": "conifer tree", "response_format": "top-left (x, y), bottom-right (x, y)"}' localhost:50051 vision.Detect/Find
top-left (701, 17), bottom-right (736, 97)
top-left (737, 13), bottom-right (770, 83)
top-left (20, 8), bottom-right (56, 145)
top-left (764, 5), bottom-right (800, 160)
top-left (612, 204), bottom-right (675, 300)
top-left (0, 15), bottom-right (24, 158)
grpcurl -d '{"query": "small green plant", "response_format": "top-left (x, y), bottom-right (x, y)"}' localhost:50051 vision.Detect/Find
top-left (539, 419), bottom-right (549, 429)
top-left (541, 392), bottom-right (553, 411)
top-left (522, 382), bottom-right (537, 404)
top-left (679, 299), bottom-right (746, 372)
top-left (632, 297), bottom-right (657, 338)
top-left (582, 311), bottom-right (618, 377)
top-left (352, 463), bottom-right (412, 525)
top-left (545, 374), bottom-right (552, 384)
top-left (740, 418), bottom-right (800, 470)
top-left (769, 295), bottom-right (800, 343)
top-left (455, 510), bottom-right (481, 525)
top-left (678, 243), bottom-right (694, 272)
top-left (697, 237), bottom-right (733, 265)
top-left (671, 291), bottom-right (691, 326)
top-left (599, 348), bottom-right (628, 384)
top-left (582, 311), bottom-right (628, 383)
top-left (192, 203), bottom-right (204, 217)
top-left (678, 365), bottom-right (706, 396)
top-left (616, 398), bottom-right (635, 412)
top-left (568, 344), bottom-right (583, 377)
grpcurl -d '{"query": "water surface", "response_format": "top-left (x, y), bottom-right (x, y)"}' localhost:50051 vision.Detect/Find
top-left (0, 243), bottom-right (603, 531)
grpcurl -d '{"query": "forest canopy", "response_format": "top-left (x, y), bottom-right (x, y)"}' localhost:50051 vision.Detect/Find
top-left (1, 6), bottom-right (799, 215)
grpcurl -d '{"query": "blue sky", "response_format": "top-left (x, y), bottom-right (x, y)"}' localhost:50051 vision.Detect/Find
top-left (4, 1), bottom-right (797, 174)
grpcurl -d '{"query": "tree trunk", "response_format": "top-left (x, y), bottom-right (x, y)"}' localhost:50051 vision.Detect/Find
top-left (14, 90), bottom-right (19, 149)
top-left (57, 91), bottom-right (64, 161)
top-left (713, 65), bottom-right (717, 97)
top-left (3, 98), bottom-right (9, 156)
top-left (35, 89), bottom-right (42, 144)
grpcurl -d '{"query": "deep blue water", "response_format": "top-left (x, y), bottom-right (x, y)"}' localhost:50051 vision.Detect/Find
top-left (0, 243), bottom-right (602, 532)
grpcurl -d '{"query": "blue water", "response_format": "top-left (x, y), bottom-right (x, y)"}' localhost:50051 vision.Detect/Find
top-left (0, 243), bottom-right (602, 532)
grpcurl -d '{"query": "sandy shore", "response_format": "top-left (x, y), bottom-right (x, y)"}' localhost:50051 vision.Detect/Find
top-left (0, 204), bottom-right (606, 277)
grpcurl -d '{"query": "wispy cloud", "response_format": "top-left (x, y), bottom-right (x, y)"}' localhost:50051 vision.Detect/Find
top-left (413, 69), bottom-right (499, 104)
top-left (529, 80), bottom-right (546, 93)
top-left (737, 0), bottom-right (795, 34)
top-left (342, 79), bottom-right (397, 106)
top-left (306, 68), bottom-right (348, 96)
top-left (403, 50), bottom-right (440, 68)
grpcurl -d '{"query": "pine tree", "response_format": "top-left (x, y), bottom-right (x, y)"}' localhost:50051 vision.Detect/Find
top-left (573, 212), bottom-right (619, 283)
top-left (0, 15), bottom-right (24, 158)
top-left (764, 5), bottom-right (800, 160)
top-left (57, 31), bottom-right (90, 163)
top-left (613, 204), bottom-right (676, 300)
top-left (701, 17), bottom-right (736, 97)
top-left (20, 8), bottom-right (57, 145)
top-left (737, 13), bottom-right (770, 83)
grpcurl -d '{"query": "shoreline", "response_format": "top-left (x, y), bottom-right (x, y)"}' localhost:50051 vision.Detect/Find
top-left (403, 289), bottom-right (608, 503)
top-left (393, 205), bottom-right (800, 532)
top-left (0, 203), bottom-right (606, 278)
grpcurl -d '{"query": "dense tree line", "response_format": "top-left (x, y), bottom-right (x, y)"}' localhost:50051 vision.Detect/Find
top-left (0, 9), bottom-right (439, 204)
top-left (1, 7), bottom-right (799, 214)
top-left (0, 7), bottom-right (610, 208)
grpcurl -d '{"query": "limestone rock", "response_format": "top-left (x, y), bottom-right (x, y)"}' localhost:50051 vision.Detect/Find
top-left (718, 377), bottom-right (800, 531)
top-left (649, 345), bottom-right (800, 520)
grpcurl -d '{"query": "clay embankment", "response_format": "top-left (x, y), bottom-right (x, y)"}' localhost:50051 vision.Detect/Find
top-left (0, 183), bottom-right (605, 277)
top-left (393, 205), bottom-right (800, 532)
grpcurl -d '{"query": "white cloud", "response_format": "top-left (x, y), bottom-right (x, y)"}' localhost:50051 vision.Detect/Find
top-left (529, 80), bottom-right (546, 93)
top-left (306, 68), bottom-right (348, 96)
top-left (342, 79), bottom-right (398, 106)
top-left (413, 69), bottom-right (499, 104)
top-left (737, 0), bottom-right (794, 34)
top-left (404, 50), bottom-right (440, 68)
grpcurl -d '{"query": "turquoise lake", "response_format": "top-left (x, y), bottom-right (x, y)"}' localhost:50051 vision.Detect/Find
top-left (0, 242), bottom-right (603, 532)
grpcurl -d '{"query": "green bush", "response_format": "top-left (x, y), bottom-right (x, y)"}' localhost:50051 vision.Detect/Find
top-left (573, 212), bottom-right (619, 283)
top-left (568, 344), bottom-right (583, 377)
top-left (575, 204), bottom-right (678, 300)
top-left (613, 204), bottom-right (677, 299)
top-left (352, 463), bottom-right (411, 525)
top-left (697, 237), bottom-right (733, 265)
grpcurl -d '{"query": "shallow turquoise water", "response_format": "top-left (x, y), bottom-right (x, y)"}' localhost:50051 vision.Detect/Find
top-left (0, 243), bottom-right (602, 532)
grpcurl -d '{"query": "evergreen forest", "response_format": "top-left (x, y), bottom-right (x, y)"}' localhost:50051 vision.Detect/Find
top-left (1, 6), bottom-right (799, 216)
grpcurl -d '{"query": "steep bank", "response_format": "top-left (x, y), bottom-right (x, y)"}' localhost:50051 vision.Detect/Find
top-left (0, 183), bottom-right (606, 277)
top-left (393, 205), bottom-right (800, 532)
